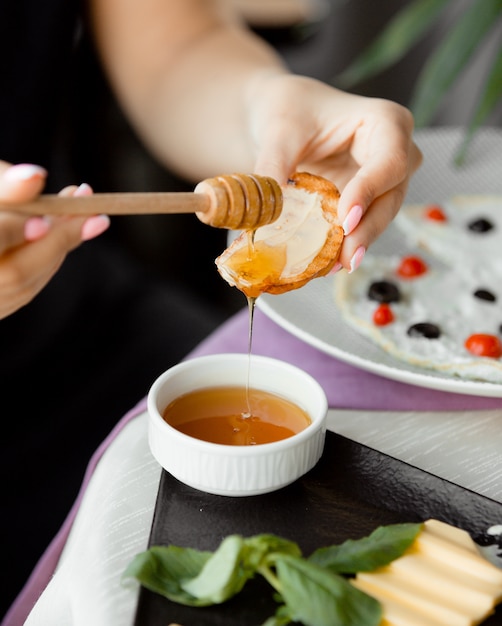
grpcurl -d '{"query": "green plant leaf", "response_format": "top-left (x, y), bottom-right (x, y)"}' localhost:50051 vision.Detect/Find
top-left (336, 0), bottom-right (451, 88)
top-left (410, 0), bottom-right (502, 126)
top-left (181, 535), bottom-right (252, 604)
top-left (122, 545), bottom-right (212, 606)
top-left (123, 525), bottom-right (433, 624)
top-left (455, 42), bottom-right (502, 164)
top-left (274, 555), bottom-right (382, 626)
top-left (244, 533), bottom-right (302, 571)
top-left (308, 523), bottom-right (422, 574)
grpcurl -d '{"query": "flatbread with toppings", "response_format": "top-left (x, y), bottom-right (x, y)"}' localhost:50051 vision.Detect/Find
top-left (335, 195), bottom-right (502, 383)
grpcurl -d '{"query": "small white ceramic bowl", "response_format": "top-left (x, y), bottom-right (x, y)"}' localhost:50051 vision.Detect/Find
top-left (147, 353), bottom-right (327, 496)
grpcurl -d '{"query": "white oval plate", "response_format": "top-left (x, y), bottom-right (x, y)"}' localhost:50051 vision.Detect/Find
top-left (257, 128), bottom-right (502, 397)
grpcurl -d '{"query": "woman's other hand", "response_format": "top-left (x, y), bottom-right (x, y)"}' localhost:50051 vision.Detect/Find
top-left (0, 161), bottom-right (110, 319)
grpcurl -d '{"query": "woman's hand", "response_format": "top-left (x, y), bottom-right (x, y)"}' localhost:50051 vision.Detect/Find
top-left (89, 0), bottom-right (420, 273)
top-left (0, 161), bottom-right (110, 320)
top-left (248, 75), bottom-right (423, 272)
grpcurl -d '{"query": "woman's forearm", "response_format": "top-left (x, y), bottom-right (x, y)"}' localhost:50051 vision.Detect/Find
top-left (89, 0), bottom-right (288, 181)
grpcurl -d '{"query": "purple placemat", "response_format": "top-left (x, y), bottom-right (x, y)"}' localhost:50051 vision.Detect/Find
top-left (189, 308), bottom-right (502, 411)
top-left (1, 398), bottom-right (147, 626)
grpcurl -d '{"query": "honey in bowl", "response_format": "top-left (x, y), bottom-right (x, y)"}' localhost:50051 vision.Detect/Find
top-left (162, 385), bottom-right (311, 446)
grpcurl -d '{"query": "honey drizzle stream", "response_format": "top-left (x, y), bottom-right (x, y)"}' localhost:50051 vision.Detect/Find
top-left (242, 230), bottom-right (257, 419)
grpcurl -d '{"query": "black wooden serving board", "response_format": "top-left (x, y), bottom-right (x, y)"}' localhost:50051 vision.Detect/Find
top-left (134, 431), bottom-right (502, 626)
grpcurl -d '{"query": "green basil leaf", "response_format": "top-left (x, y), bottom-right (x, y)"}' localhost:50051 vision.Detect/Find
top-left (309, 523), bottom-right (422, 573)
top-left (455, 43), bottom-right (502, 165)
top-left (410, 0), bottom-right (502, 126)
top-left (336, 0), bottom-right (450, 88)
top-left (244, 533), bottom-right (302, 570)
top-left (180, 535), bottom-right (252, 604)
top-left (275, 555), bottom-right (381, 626)
top-left (122, 545), bottom-right (212, 606)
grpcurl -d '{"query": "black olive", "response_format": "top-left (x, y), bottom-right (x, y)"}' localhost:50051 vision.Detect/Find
top-left (407, 323), bottom-right (441, 339)
top-left (367, 280), bottom-right (401, 303)
top-left (474, 289), bottom-right (497, 302)
top-left (468, 218), bottom-right (494, 233)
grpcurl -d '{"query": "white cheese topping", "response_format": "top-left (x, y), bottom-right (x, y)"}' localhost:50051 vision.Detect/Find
top-left (254, 186), bottom-right (330, 277)
top-left (335, 255), bottom-right (502, 382)
top-left (334, 195), bottom-right (502, 383)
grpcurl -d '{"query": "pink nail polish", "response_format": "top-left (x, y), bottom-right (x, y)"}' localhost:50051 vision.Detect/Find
top-left (349, 246), bottom-right (366, 273)
top-left (330, 262), bottom-right (343, 274)
top-left (24, 217), bottom-right (51, 241)
top-left (342, 205), bottom-right (363, 236)
top-left (4, 163), bottom-right (47, 182)
top-left (81, 215), bottom-right (110, 241)
top-left (75, 183), bottom-right (93, 197)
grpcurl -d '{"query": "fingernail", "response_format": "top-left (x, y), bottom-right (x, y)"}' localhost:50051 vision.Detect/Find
top-left (349, 246), bottom-right (365, 273)
top-left (81, 215), bottom-right (110, 241)
top-left (24, 217), bottom-right (51, 241)
top-left (342, 205), bottom-right (363, 236)
top-left (75, 182), bottom-right (93, 197)
top-left (330, 262), bottom-right (343, 274)
top-left (4, 163), bottom-right (47, 182)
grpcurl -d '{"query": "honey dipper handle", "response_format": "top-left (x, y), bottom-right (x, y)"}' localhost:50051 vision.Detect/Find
top-left (0, 192), bottom-right (211, 216)
top-left (0, 174), bottom-right (282, 229)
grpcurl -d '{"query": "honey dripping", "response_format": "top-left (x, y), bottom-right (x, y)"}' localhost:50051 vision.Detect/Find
top-left (162, 233), bottom-right (310, 445)
top-left (225, 230), bottom-right (287, 300)
top-left (241, 230), bottom-right (287, 415)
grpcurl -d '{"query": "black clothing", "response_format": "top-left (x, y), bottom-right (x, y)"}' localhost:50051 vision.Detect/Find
top-left (0, 0), bottom-right (80, 171)
top-left (0, 1), bottom-right (229, 616)
top-left (1, 236), bottom-right (222, 617)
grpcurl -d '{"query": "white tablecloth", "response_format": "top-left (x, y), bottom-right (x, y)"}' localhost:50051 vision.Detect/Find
top-left (25, 412), bottom-right (158, 626)
top-left (21, 404), bottom-right (502, 626)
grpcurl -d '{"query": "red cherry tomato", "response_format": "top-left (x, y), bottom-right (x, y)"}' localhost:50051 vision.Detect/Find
top-left (425, 205), bottom-right (447, 222)
top-left (465, 334), bottom-right (502, 359)
top-left (373, 303), bottom-right (395, 326)
top-left (396, 255), bottom-right (428, 279)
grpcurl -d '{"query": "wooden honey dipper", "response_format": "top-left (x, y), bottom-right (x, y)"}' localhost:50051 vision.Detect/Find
top-left (0, 173), bottom-right (282, 230)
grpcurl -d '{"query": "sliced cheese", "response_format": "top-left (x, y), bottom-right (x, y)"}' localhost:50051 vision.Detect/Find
top-left (415, 527), bottom-right (502, 588)
top-left (424, 519), bottom-right (480, 553)
top-left (389, 554), bottom-right (497, 614)
top-left (354, 571), bottom-right (475, 626)
top-left (351, 519), bottom-right (502, 626)
top-left (354, 577), bottom-right (463, 626)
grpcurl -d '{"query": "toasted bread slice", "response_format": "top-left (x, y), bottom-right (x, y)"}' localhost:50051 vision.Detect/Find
top-left (216, 172), bottom-right (343, 297)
